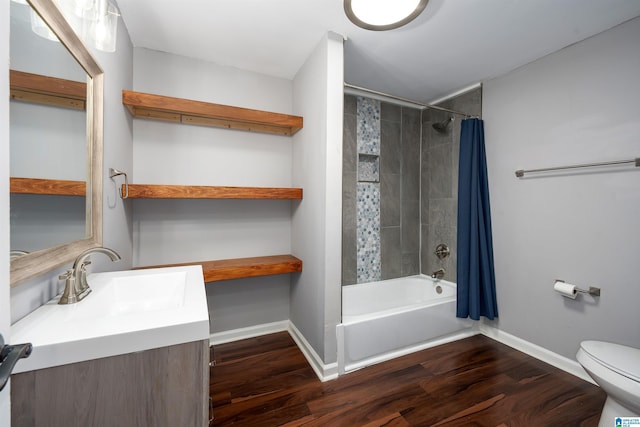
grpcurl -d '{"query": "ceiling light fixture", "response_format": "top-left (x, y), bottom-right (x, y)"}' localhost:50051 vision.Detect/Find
top-left (344, 0), bottom-right (429, 31)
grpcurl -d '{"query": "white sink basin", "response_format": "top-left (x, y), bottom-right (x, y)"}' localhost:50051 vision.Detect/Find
top-left (11, 266), bottom-right (210, 373)
top-left (72, 270), bottom-right (188, 320)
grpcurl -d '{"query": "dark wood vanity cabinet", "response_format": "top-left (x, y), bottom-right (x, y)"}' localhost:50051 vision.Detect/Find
top-left (11, 340), bottom-right (209, 427)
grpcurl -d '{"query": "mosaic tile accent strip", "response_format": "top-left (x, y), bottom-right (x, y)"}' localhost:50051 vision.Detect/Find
top-left (358, 154), bottom-right (379, 183)
top-left (356, 182), bottom-right (381, 283)
top-left (357, 97), bottom-right (380, 155)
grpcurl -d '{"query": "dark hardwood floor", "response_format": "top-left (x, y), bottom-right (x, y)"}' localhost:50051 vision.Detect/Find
top-left (210, 332), bottom-right (605, 426)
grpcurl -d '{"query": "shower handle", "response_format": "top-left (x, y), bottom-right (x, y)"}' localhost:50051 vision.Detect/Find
top-left (434, 244), bottom-right (450, 259)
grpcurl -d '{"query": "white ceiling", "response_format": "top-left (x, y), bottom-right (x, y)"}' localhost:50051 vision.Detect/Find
top-left (117, 0), bottom-right (640, 103)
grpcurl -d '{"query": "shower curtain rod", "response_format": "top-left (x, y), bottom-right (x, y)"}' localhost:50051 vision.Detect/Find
top-left (343, 83), bottom-right (473, 118)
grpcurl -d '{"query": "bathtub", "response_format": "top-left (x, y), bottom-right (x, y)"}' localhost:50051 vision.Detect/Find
top-left (337, 275), bottom-right (475, 373)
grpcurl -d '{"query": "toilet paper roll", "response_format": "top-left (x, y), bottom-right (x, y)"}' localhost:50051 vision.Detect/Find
top-left (554, 281), bottom-right (578, 299)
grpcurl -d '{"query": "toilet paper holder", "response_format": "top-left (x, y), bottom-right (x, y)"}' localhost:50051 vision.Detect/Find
top-left (556, 279), bottom-right (601, 296)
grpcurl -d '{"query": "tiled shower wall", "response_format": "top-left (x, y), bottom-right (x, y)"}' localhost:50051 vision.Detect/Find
top-left (342, 87), bottom-right (482, 285)
top-left (420, 88), bottom-right (482, 282)
top-left (342, 95), bottom-right (421, 284)
top-left (354, 97), bottom-right (381, 283)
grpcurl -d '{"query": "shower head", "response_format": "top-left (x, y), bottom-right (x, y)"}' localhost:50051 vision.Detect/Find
top-left (432, 117), bottom-right (453, 133)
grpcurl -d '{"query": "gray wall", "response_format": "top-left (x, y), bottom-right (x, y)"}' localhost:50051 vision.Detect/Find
top-left (483, 16), bottom-right (640, 358)
top-left (291, 32), bottom-right (344, 365)
top-left (131, 48), bottom-right (294, 334)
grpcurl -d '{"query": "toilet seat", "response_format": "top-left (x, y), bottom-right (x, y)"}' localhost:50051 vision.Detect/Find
top-left (580, 341), bottom-right (640, 382)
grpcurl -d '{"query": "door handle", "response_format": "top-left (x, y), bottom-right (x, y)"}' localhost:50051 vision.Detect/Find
top-left (0, 333), bottom-right (32, 392)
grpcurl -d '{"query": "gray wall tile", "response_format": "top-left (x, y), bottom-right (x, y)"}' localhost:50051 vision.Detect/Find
top-left (344, 94), bottom-right (357, 116)
top-left (381, 102), bottom-right (401, 122)
top-left (342, 172), bottom-right (357, 228)
top-left (421, 226), bottom-right (435, 276)
top-left (342, 226), bottom-right (357, 285)
top-left (402, 252), bottom-right (419, 276)
top-left (380, 120), bottom-right (401, 174)
top-left (402, 108), bottom-right (421, 202)
top-left (402, 199), bottom-right (420, 255)
top-left (428, 198), bottom-right (457, 230)
top-left (342, 171), bottom-right (357, 285)
top-left (380, 173), bottom-right (400, 227)
top-left (420, 139), bottom-right (430, 224)
top-left (427, 143), bottom-right (452, 199)
top-left (381, 226), bottom-right (402, 280)
top-left (343, 88), bottom-right (481, 283)
top-left (343, 113), bottom-right (357, 173)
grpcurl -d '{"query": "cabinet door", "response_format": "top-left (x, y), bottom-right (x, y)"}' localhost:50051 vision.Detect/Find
top-left (11, 340), bottom-right (209, 427)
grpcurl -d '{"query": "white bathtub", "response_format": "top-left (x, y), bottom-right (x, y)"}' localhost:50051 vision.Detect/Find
top-left (337, 275), bottom-right (475, 373)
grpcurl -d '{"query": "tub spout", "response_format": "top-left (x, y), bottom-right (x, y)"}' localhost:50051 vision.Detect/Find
top-left (431, 268), bottom-right (445, 279)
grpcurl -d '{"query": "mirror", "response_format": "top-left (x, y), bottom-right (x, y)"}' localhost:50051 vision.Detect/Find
top-left (10, 3), bottom-right (88, 254)
top-left (10, 0), bottom-right (103, 286)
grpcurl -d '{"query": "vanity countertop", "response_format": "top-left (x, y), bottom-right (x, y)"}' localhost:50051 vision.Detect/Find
top-left (11, 265), bottom-right (210, 373)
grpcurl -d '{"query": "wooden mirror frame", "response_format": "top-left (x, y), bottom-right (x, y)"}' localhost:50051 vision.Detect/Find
top-left (10, 0), bottom-right (103, 286)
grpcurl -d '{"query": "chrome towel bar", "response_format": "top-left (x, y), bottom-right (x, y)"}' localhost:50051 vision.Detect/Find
top-left (515, 157), bottom-right (639, 178)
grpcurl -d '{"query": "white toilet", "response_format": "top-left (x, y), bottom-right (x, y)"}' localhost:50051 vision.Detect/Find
top-left (576, 340), bottom-right (640, 427)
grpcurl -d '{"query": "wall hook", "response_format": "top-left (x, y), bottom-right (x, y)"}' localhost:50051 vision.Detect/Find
top-left (109, 168), bottom-right (129, 199)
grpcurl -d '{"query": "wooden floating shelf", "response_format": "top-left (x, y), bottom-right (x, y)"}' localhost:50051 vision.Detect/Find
top-left (124, 183), bottom-right (302, 200)
top-left (10, 177), bottom-right (86, 196)
top-left (136, 254), bottom-right (303, 283)
top-left (122, 90), bottom-right (303, 136)
top-left (10, 69), bottom-right (86, 110)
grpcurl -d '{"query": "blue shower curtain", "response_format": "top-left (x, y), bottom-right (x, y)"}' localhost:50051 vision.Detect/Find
top-left (456, 118), bottom-right (498, 320)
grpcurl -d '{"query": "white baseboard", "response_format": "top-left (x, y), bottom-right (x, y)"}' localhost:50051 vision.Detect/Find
top-left (209, 319), bottom-right (594, 386)
top-left (288, 321), bottom-right (339, 382)
top-left (479, 324), bottom-right (595, 385)
top-left (209, 320), bottom-right (288, 345)
top-left (209, 320), bottom-right (338, 382)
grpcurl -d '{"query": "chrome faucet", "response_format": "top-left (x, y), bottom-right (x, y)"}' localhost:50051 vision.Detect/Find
top-left (59, 247), bottom-right (121, 305)
top-left (431, 268), bottom-right (446, 279)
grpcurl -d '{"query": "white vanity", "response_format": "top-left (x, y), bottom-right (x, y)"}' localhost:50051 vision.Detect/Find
top-left (10, 266), bottom-right (210, 427)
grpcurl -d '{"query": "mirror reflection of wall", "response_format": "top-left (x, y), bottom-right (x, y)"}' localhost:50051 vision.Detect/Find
top-left (9, 1), bottom-right (89, 254)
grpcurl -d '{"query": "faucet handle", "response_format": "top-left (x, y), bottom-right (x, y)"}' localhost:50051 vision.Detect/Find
top-left (58, 269), bottom-right (73, 281)
top-left (58, 271), bottom-right (79, 304)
